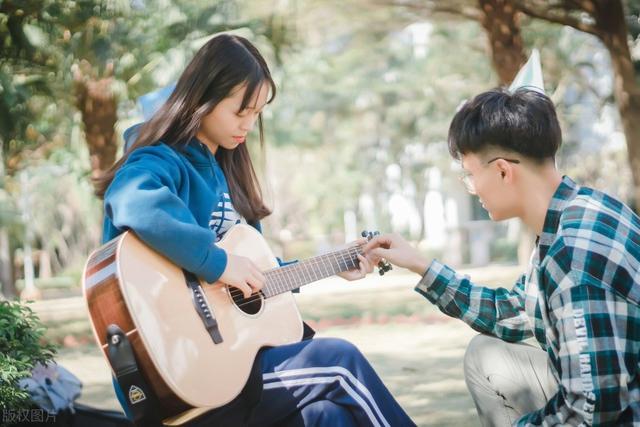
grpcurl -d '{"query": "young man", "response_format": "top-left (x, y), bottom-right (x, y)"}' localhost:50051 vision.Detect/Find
top-left (364, 88), bottom-right (640, 426)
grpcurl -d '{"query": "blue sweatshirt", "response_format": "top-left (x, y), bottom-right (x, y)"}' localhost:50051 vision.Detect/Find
top-left (102, 126), bottom-right (259, 283)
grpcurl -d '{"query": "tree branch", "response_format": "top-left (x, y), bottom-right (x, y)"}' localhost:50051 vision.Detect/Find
top-left (572, 0), bottom-right (597, 14)
top-left (562, 0), bottom-right (587, 13)
top-left (511, 0), bottom-right (600, 37)
top-left (369, 0), bottom-right (482, 22)
top-left (431, 4), bottom-right (482, 21)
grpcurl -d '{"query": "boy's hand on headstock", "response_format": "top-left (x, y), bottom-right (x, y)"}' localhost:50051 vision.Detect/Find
top-left (362, 233), bottom-right (430, 275)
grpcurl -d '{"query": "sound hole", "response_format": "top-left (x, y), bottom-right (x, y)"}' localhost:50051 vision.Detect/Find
top-left (228, 287), bottom-right (263, 315)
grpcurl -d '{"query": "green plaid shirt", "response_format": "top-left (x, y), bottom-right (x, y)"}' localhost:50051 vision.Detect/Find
top-left (416, 176), bottom-right (640, 426)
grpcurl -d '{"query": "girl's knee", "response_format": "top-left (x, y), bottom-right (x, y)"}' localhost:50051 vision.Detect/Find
top-left (314, 337), bottom-right (362, 357)
top-left (301, 337), bottom-right (365, 367)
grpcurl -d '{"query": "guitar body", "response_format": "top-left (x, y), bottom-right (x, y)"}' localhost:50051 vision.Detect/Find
top-left (83, 225), bottom-right (304, 422)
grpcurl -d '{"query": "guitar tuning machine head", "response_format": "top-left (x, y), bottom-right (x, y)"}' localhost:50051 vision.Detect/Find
top-left (377, 259), bottom-right (393, 276)
top-left (360, 230), bottom-right (392, 275)
top-left (361, 230), bottom-right (381, 241)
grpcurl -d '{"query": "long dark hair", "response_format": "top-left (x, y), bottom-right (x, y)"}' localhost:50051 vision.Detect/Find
top-left (95, 34), bottom-right (275, 223)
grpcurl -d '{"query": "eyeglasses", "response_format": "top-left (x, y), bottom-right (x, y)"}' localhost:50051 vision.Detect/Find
top-left (460, 157), bottom-right (521, 195)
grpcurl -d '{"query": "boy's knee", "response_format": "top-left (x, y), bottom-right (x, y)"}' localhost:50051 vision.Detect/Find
top-left (464, 334), bottom-right (500, 379)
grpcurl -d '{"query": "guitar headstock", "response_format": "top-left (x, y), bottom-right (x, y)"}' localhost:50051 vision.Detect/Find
top-left (361, 230), bottom-right (393, 276)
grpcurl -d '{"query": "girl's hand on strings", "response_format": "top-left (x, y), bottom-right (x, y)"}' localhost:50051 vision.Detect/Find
top-left (337, 238), bottom-right (374, 281)
top-left (220, 253), bottom-right (266, 298)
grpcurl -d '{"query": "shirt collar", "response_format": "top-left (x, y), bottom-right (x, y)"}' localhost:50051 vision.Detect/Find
top-left (537, 175), bottom-right (580, 259)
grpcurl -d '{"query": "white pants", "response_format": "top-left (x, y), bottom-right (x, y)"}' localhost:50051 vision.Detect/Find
top-left (463, 334), bottom-right (558, 426)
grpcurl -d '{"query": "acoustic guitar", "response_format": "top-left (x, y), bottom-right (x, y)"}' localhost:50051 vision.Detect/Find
top-left (82, 224), bottom-right (385, 424)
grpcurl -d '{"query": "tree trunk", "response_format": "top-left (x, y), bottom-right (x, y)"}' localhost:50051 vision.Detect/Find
top-left (478, 0), bottom-right (527, 84)
top-left (74, 71), bottom-right (118, 184)
top-left (0, 136), bottom-right (16, 299)
top-left (594, 1), bottom-right (640, 212)
top-left (477, 0), bottom-right (533, 266)
top-left (38, 250), bottom-right (51, 279)
top-left (0, 227), bottom-right (16, 299)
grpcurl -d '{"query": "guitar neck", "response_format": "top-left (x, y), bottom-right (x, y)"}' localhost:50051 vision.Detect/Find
top-left (261, 245), bottom-right (363, 298)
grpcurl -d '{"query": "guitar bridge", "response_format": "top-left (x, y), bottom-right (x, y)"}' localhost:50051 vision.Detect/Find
top-left (183, 270), bottom-right (223, 344)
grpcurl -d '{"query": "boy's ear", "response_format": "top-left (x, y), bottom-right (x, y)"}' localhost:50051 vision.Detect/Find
top-left (495, 159), bottom-right (514, 183)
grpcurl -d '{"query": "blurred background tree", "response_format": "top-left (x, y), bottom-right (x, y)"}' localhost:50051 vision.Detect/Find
top-left (0, 0), bottom-right (291, 297)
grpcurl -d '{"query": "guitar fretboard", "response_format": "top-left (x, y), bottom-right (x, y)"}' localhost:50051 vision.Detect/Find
top-left (261, 245), bottom-right (363, 298)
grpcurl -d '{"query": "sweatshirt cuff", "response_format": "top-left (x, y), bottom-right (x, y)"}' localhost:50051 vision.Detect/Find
top-left (277, 257), bottom-right (298, 267)
top-left (414, 259), bottom-right (456, 304)
top-left (201, 245), bottom-right (228, 283)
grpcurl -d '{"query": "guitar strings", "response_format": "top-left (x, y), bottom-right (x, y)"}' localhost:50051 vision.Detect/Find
top-left (225, 246), bottom-right (365, 308)
top-left (225, 245), bottom-right (363, 298)
top-left (226, 245), bottom-right (363, 299)
top-left (226, 245), bottom-right (363, 304)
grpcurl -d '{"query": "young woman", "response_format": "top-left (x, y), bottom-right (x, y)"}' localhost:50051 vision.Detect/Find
top-left (96, 34), bottom-right (414, 426)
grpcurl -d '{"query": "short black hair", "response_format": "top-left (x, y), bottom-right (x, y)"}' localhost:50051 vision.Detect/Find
top-left (447, 88), bottom-right (562, 162)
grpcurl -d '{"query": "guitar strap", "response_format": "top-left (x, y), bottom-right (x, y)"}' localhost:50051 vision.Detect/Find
top-left (183, 269), bottom-right (223, 344)
top-left (106, 324), bottom-right (163, 427)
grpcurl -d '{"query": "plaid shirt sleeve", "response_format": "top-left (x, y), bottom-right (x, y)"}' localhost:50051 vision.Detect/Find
top-left (415, 260), bottom-right (533, 342)
top-left (515, 244), bottom-right (639, 426)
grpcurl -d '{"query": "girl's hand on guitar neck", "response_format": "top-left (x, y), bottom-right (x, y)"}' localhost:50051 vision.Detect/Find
top-left (337, 238), bottom-right (374, 281)
top-left (220, 253), bottom-right (266, 298)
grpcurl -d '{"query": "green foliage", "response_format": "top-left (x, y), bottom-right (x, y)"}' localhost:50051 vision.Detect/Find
top-left (0, 301), bottom-right (56, 411)
top-left (0, 0), bottom-right (288, 288)
top-left (263, 2), bottom-right (496, 241)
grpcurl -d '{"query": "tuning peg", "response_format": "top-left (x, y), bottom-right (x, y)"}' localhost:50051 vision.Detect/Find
top-left (361, 230), bottom-right (382, 241)
top-left (360, 229), bottom-right (391, 274)
top-left (377, 259), bottom-right (393, 276)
